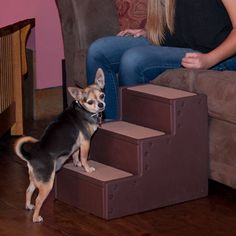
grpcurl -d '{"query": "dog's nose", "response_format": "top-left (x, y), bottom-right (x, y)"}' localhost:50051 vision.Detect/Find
top-left (98, 102), bottom-right (104, 108)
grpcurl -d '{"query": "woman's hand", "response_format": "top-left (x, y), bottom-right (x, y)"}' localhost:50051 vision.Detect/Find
top-left (181, 52), bottom-right (213, 69)
top-left (117, 29), bottom-right (146, 37)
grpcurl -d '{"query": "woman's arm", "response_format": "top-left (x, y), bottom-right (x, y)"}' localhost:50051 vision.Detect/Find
top-left (181, 0), bottom-right (236, 69)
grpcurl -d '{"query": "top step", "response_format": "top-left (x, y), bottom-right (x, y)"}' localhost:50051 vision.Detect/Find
top-left (121, 84), bottom-right (200, 133)
top-left (127, 84), bottom-right (196, 99)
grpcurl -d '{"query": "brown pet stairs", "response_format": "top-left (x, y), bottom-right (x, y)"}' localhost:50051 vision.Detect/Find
top-left (55, 84), bottom-right (209, 219)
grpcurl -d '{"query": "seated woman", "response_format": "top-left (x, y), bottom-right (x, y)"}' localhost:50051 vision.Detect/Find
top-left (86, 0), bottom-right (236, 120)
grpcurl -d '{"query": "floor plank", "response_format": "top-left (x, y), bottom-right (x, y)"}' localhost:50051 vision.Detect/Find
top-left (0, 119), bottom-right (236, 236)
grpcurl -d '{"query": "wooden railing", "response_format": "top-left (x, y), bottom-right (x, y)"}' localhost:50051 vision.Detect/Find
top-left (0, 19), bottom-right (34, 136)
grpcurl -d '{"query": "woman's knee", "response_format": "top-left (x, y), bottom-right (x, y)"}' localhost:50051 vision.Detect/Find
top-left (87, 37), bottom-right (118, 81)
top-left (87, 37), bottom-right (110, 60)
top-left (119, 48), bottom-right (149, 85)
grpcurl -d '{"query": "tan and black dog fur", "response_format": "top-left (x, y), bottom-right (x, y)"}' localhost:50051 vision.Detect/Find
top-left (15, 68), bottom-right (105, 223)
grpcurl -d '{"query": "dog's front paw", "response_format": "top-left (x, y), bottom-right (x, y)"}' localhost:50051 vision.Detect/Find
top-left (33, 215), bottom-right (43, 223)
top-left (26, 204), bottom-right (35, 210)
top-left (73, 159), bottom-right (82, 167)
top-left (85, 166), bottom-right (95, 173)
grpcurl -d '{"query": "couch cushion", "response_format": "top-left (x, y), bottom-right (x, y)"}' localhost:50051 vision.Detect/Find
top-left (115, 0), bottom-right (147, 30)
top-left (151, 68), bottom-right (236, 124)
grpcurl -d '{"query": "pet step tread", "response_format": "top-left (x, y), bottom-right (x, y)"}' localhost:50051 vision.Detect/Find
top-left (101, 121), bottom-right (165, 139)
top-left (128, 84), bottom-right (196, 99)
top-left (63, 160), bottom-right (133, 182)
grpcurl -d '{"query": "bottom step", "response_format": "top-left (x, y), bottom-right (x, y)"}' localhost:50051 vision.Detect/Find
top-left (55, 160), bottom-right (134, 219)
top-left (61, 160), bottom-right (133, 182)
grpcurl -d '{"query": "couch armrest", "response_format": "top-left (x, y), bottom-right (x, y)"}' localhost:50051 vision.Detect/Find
top-left (151, 68), bottom-right (236, 124)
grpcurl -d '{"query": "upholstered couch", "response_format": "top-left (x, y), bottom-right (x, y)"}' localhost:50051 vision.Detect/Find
top-left (151, 69), bottom-right (236, 189)
top-left (56, 0), bottom-right (236, 189)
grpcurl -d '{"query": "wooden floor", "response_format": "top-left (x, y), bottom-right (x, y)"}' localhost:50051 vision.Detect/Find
top-left (1, 119), bottom-right (236, 236)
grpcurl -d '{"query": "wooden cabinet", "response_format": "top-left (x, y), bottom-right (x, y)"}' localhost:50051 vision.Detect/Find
top-left (0, 19), bottom-right (34, 136)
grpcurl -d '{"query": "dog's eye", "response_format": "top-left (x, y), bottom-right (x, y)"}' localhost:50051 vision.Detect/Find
top-left (87, 100), bottom-right (94, 105)
top-left (100, 93), bottom-right (105, 99)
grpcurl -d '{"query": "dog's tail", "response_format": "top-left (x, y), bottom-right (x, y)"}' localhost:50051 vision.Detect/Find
top-left (14, 136), bottom-right (38, 161)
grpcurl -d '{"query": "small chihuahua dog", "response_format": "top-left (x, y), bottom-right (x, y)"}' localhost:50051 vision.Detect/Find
top-left (15, 68), bottom-right (105, 223)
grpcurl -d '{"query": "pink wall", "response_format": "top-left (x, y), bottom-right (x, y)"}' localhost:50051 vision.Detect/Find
top-left (0, 0), bottom-right (64, 89)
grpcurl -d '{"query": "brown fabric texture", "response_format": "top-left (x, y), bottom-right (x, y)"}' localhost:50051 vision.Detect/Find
top-left (151, 69), bottom-right (236, 124)
top-left (209, 118), bottom-right (236, 188)
top-left (115, 0), bottom-right (147, 30)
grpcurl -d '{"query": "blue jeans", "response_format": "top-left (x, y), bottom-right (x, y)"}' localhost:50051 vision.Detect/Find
top-left (86, 36), bottom-right (236, 120)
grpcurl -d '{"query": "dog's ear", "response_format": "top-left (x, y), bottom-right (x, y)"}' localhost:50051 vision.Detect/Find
top-left (94, 68), bottom-right (105, 89)
top-left (67, 87), bottom-right (83, 100)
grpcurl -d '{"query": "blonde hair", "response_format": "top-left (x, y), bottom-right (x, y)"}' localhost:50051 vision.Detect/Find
top-left (146, 0), bottom-right (176, 45)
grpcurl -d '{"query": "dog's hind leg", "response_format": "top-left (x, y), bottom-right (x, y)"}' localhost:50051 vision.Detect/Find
top-left (25, 174), bottom-right (36, 210)
top-left (32, 174), bottom-right (55, 223)
top-left (25, 167), bottom-right (36, 210)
